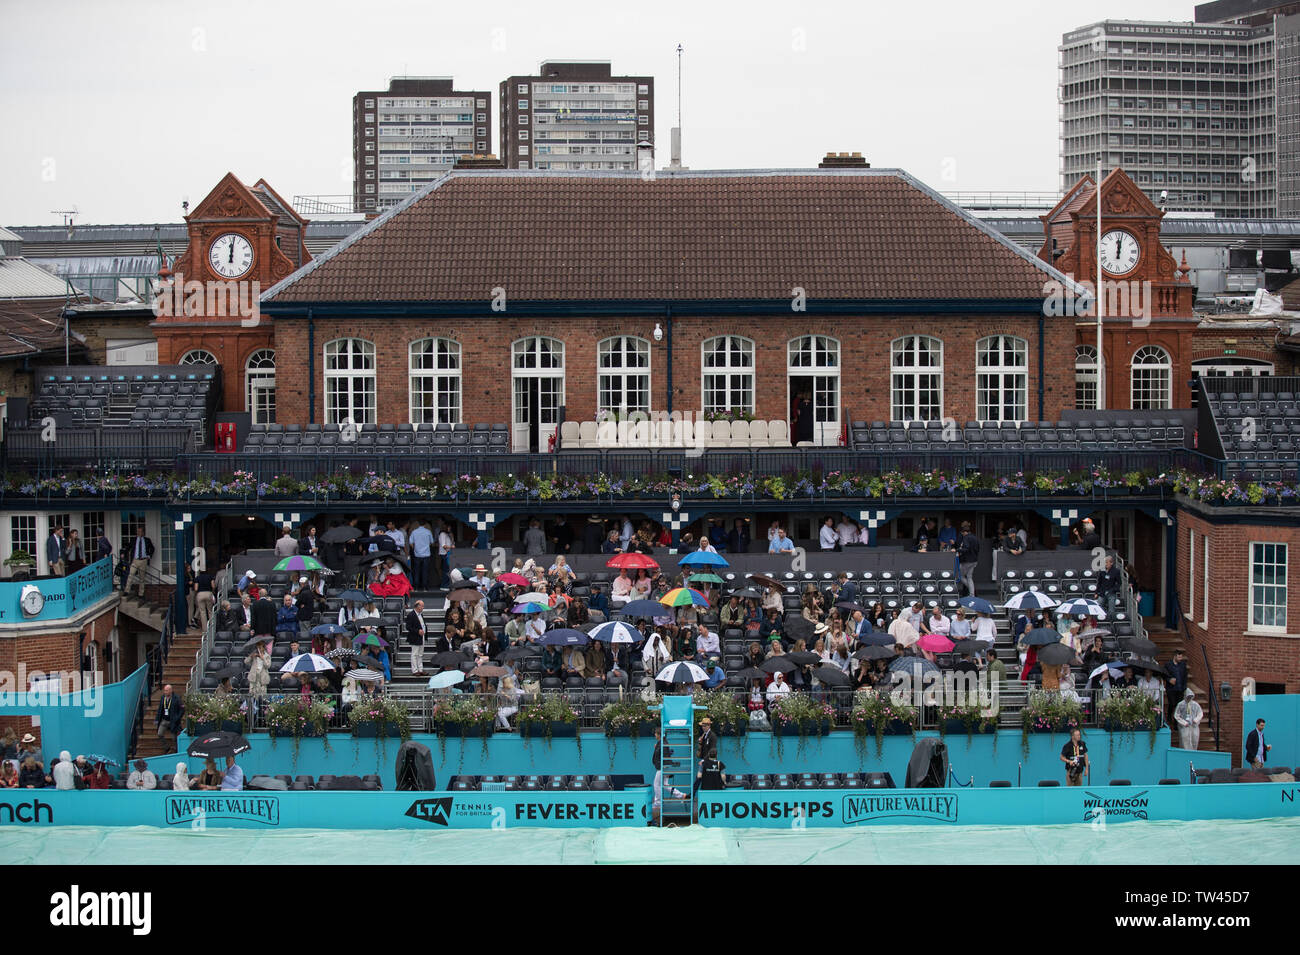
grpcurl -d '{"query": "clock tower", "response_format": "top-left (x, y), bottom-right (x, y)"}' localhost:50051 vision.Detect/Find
top-left (153, 173), bottom-right (310, 418)
top-left (1038, 168), bottom-right (1196, 411)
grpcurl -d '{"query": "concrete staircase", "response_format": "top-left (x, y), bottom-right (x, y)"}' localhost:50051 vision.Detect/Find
top-left (117, 593), bottom-right (168, 633)
top-left (129, 632), bottom-right (205, 760)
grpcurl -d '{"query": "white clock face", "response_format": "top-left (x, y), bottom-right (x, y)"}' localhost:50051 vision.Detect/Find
top-left (208, 233), bottom-right (254, 278)
top-left (1099, 229), bottom-right (1140, 276)
top-left (20, 585), bottom-right (44, 616)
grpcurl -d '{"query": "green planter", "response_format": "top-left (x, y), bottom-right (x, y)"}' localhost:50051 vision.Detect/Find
top-left (943, 719), bottom-right (995, 735)
top-left (864, 719), bottom-right (914, 736)
top-left (772, 718), bottom-right (832, 737)
top-left (436, 723), bottom-right (494, 738)
top-left (603, 721), bottom-right (658, 738)
top-left (352, 723), bottom-right (403, 738)
top-left (270, 725), bottom-right (323, 739)
top-left (520, 721), bottom-right (577, 738)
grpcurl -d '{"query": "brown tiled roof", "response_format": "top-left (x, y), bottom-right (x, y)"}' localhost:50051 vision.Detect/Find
top-left (265, 171), bottom-right (1074, 304)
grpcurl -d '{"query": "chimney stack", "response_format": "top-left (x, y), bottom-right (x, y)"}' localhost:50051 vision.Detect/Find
top-left (454, 153), bottom-right (507, 170)
top-left (818, 151), bottom-right (870, 169)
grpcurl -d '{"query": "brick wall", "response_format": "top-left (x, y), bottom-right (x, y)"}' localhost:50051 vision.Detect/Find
top-left (1176, 504), bottom-right (1300, 761)
top-left (272, 313), bottom-right (1076, 428)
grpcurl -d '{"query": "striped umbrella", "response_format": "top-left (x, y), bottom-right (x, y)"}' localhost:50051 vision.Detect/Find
top-left (655, 661), bottom-right (709, 684)
top-left (347, 668), bottom-right (385, 683)
top-left (659, 587), bottom-right (710, 608)
top-left (677, 552), bottom-right (728, 568)
top-left (1003, 590), bottom-right (1059, 610)
top-left (1056, 597), bottom-right (1106, 618)
top-left (512, 602), bottom-right (550, 615)
top-left (279, 653), bottom-right (335, 673)
top-left (587, 621), bottom-right (642, 644)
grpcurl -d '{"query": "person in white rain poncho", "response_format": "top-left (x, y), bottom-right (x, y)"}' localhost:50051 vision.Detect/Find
top-left (1174, 688), bottom-right (1203, 752)
top-left (642, 632), bottom-right (672, 679)
top-left (172, 762), bottom-right (191, 791)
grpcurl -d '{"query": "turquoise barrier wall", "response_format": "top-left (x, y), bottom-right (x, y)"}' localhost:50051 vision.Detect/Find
top-left (153, 727), bottom-right (1202, 788)
top-left (1244, 695), bottom-right (1300, 769)
top-left (1, 781), bottom-right (1297, 830)
top-left (0, 664), bottom-right (147, 767)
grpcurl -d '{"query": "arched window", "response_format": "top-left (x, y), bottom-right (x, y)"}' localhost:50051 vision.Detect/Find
top-left (891, 336), bottom-right (943, 422)
top-left (512, 336), bottom-right (564, 370)
top-left (409, 338), bottom-right (461, 425)
top-left (976, 335), bottom-right (1028, 423)
top-left (597, 336), bottom-right (650, 415)
top-left (245, 349), bottom-right (276, 425)
top-left (179, 349), bottom-right (218, 366)
top-left (1131, 345), bottom-right (1172, 409)
top-left (701, 336), bottom-right (754, 414)
top-left (1075, 345), bottom-right (1100, 411)
top-left (324, 338), bottom-right (376, 425)
top-left (787, 335), bottom-right (839, 369)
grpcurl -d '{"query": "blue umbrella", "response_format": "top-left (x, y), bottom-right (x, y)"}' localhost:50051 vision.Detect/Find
top-left (618, 599), bottom-right (667, 618)
top-left (87, 754), bottom-right (120, 766)
top-left (859, 632), bottom-right (896, 647)
top-left (677, 551), bottom-right (729, 568)
top-left (279, 653), bottom-right (335, 673)
top-left (587, 621), bottom-right (642, 644)
top-left (1003, 590), bottom-right (1059, 611)
top-left (310, 623), bottom-right (349, 636)
top-left (427, 670), bottom-right (465, 690)
top-left (888, 656), bottom-right (939, 677)
top-left (1021, 628), bottom-right (1063, 647)
top-left (539, 628), bottom-right (589, 647)
top-left (958, 596), bottom-right (995, 615)
top-left (337, 589), bottom-right (369, 603)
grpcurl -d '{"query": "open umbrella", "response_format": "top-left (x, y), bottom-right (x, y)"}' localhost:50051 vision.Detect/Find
top-left (1037, 643), bottom-right (1078, 666)
top-left (786, 650), bottom-right (822, 666)
top-left (734, 666), bottom-right (767, 681)
top-left (347, 668), bottom-right (385, 683)
top-left (187, 731), bottom-right (251, 759)
top-left (730, 587), bottom-right (763, 600)
top-left (1120, 637), bottom-right (1157, 656)
top-left (1089, 663), bottom-right (1114, 680)
top-left (854, 645), bottom-right (896, 662)
top-left (958, 596), bottom-right (996, 615)
top-left (748, 573), bottom-right (783, 590)
top-left (1079, 628), bottom-right (1113, 641)
top-left (587, 621), bottom-right (641, 644)
top-left (813, 665), bottom-right (851, 687)
top-left (429, 651), bottom-right (468, 669)
top-left (835, 601), bottom-right (864, 613)
top-left (678, 552), bottom-right (728, 568)
top-left (1021, 627), bottom-right (1064, 647)
top-left (619, 599), bottom-right (668, 618)
top-left (279, 653), bottom-right (335, 673)
top-left (512, 602), bottom-right (550, 615)
top-left (498, 572), bottom-right (530, 587)
top-left (759, 656), bottom-right (797, 675)
top-left (655, 661), bottom-right (709, 683)
top-left (321, 525), bottom-right (361, 544)
top-left (337, 589), bottom-right (369, 603)
top-left (607, 553), bottom-right (660, 570)
top-left (237, 635), bottom-right (274, 655)
top-left (446, 588), bottom-right (483, 603)
top-left (211, 664), bottom-right (244, 681)
top-left (516, 592), bottom-right (550, 604)
top-left (890, 620), bottom-right (920, 648)
top-left (860, 632), bottom-right (895, 647)
top-left (689, 573), bottom-right (725, 586)
top-left (86, 754), bottom-right (120, 767)
top-left (274, 555), bottom-right (328, 574)
top-left (1003, 590), bottom-right (1059, 611)
top-left (950, 639), bottom-right (984, 655)
top-left (470, 664), bottom-right (508, 679)
top-left (360, 552), bottom-right (410, 572)
top-left (1056, 597), bottom-right (1106, 619)
top-left (325, 647), bottom-right (358, 661)
top-left (353, 632), bottom-right (390, 648)
top-left (1126, 657), bottom-right (1165, 674)
top-left (539, 628), bottom-right (589, 647)
top-left (428, 670), bottom-right (465, 690)
top-left (918, 633), bottom-right (954, 653)
top-left (783, 617), bottom-right (815, 642)
top-left (499, 644), bottom-right (534, 661)
top-left (888, 656), bottom-right (939, 678)
top-left (310, 623), bottom-right (350, 637)
top-left (660, 587), bottom-right (709, 608)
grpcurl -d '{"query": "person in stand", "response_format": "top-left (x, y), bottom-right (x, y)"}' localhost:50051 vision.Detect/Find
top-left (1245, 718), bottom-right (1271, 769)
top-left (65, 529), bottom-right (85, 574)
top-left (819, 516), bottom-right (841, 552)
top-left (221, 755), bottom-right (244, 791)
top-left (95, 530), bottom-right (113, 567)
top-left (193, 758), bottom-right (223, 791)
top-left (1079, 519), bottom-right (1101, 550)
top-left (125, 526), bottom-right (155, 597)
top-left (155, 684), bottom-right (183, 742)
top-left (769, 528), bottom-right (795, 554)
top-left (1060, 728), bottom-right (1089, 787)
top-left (406, 600), bottom-right (427, 676)
top-left (46, 525), bottom-right (65, 577)
top-left (127, 758), bottom-right (157, 790)
top-left (274, 524), bottom-right (299, 558)
top-left (956, 521), bottom-right (980, 599)
top-left (766, 670), bottom-right (791, 706)
top-left (1164, 649), bottom-right (1188, 723)
top-left (87, 760), bottom-right (113, 790)
top-left (172, 762), bottom-right (192, 792)
top-left (1174, 689), bottom-right (1203, 752)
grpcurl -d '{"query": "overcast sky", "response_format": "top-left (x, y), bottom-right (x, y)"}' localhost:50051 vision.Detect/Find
top-left (2, 0), bottom-right (1196, 225)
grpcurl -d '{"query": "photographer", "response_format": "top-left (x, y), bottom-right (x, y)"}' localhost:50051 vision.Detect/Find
top-left (1060, 728), bottom-right (1089, 787)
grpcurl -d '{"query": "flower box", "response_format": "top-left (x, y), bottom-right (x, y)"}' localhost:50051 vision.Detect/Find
top-left (863, 719), bottom-right (914, 736)
top-left (1027, 719), bottom-right (1077, 734)
top-left (436, 723), bottom-right (494, 738)
top-left (772, 718), bottom-right (832, 737)
top-left (943, 719), bottom-right (995, 735)
top-left (1102, 719), bottom-right (1154, 733)
top-left (352, 723), bottom-right (403, 738)
top-left (604, 721), bottom-right (658, 738)
top-left (519, 720), bottom-right (577, 738)
top-left (188, 719), bottom-right (244, 736)
top-left (270, 725), bottom-right (322, 739)
top-left (714, 722), bottom-right (747, 737)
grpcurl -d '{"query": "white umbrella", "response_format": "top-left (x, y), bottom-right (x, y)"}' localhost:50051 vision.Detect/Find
top-left (655, 661), bottom-right (708, 684)
top-left (1056, 598), bottom-right (1106, 619)
top-left (516, 592), bottom-right (549, 605)
top-left (588, 621), bottom-right (640, 644)
top-left (347, 668), bottom-right (384, 683)
top-left (279, 653), bottom-right (335, 673)
top-left (1003, 590), bottom-right (1060, 610)
top-left (889, 619), bottom-right (920, 648)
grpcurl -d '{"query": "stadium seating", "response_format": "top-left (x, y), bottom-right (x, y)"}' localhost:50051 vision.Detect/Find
top-left (1204, 380), bottom-right (1300, 482)
top-left (245, 422), bottom-right (511, 453)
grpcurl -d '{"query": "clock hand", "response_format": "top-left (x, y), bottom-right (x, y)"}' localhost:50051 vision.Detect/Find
top-left (229, 239), bottom-right (235, 264)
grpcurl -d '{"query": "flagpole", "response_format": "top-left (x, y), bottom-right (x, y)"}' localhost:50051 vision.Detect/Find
top-left (1096, 159), bottom-right (1105, 411)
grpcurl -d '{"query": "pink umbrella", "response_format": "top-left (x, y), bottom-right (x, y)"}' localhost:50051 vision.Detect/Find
top-left (499, 572), bottom-right (530, 587)
top-left (918, 633), bottom-right (954, 653)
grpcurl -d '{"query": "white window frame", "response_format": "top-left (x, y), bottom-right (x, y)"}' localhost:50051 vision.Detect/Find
top-left (891, 336), bottom-right (943, 422)
top-left (1202, 535), bottom-right (1210, 628)
top-left (245, 349), bottom-right (276, 426)
top-left (8, 514), bottom-right (37, 572)
top-left (1075, 344), bottom-right (1100, 411)
top-left (597, 335), bottom-right (650, 417)
top-left (1248, 541), bottom-right (1288, 634)
top-left (179, 349), bottom-right (218, 366)
top-left (1187, 527), bottom-right (1196, 620)
top-left (409, 338), bottom-right (462, 425)
top-left (701, 336), bottom-right (755, 415)
top-left (324, 338), bottom-right (376, 426)
top-left (1131, 345), bottom-right (1172, 410)
top-left (976, 335), bottom-right (1028, 423)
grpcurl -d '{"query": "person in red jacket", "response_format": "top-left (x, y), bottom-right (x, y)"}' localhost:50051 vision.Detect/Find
top-left (88, 761), bottom-right (113, 789)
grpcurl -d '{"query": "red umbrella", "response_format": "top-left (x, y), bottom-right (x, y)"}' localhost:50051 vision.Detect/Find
top-left (499, 572), bottom-right (530, 587)
top-left (607, 553), bottom-right (660, 570)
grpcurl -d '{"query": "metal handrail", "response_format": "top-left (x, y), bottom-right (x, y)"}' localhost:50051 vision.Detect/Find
top-left (189, 564), bottom-right (232, 693)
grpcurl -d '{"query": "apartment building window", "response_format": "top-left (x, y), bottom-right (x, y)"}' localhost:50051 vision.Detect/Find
top-left (364, 99), bottom-right (374, 107)
top-left (477, 141), bottom-right (486, 151)
top-left (1249, 542), bottom-right (1288, 632)
top-left (891, 336), bottom-right (943, 422)
top-left (365, 157), bottom-right (374, 165)
top-left (518, 100), bottom-right (529, 109)
top-left (324, 338), bottom-right (376, 426)
top-left (519, 115), bottom-right (528, 125)
top-left (365, 185), bottom-right (375, 194)
top-left (638, 84), bottom-right (648, 94)
top-left (702, 336), bottom-right (754, 415)
top-left (638, 116), bottom-right (648, 125)
top-left (976, 335), bottom-right (1028, 423)
top-left (518, 84), bottom-right (527, 94)
top-left (365, 113), bottom-right (374, 122)
top-left (365, 142), bottom-right (374, 151)
top-left (520, 131), bottom-right (529, 141)
top-left (518, 146), bottom-right (529, 156)
top-left (477, 99), bottom-right (487, 108)
top-left (477, 113), bottom-right (486, 122)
